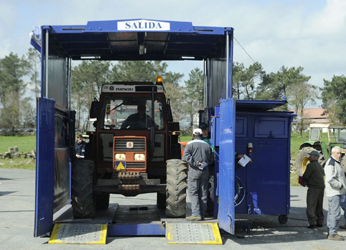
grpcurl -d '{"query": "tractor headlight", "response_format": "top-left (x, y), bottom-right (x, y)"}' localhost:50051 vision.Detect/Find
top-left (115, 154), bottom-right (126, 161)
top-left (134, 153), bottom-right (145, 161)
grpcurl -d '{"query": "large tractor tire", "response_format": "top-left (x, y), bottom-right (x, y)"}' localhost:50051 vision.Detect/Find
top-left (165, 159), bottom-right (187, 218)
top-left (296, 147), bottom-right (315, 176)
top-left (71, 159), bottom-right (95, 219)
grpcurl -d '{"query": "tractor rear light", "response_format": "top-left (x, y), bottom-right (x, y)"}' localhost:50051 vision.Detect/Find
top-left (115, 154), bottom-right (126, 161)
top-left (134, 153), bottom-right (145, 161)
top-left (172, 131), bottom-right (180, 136)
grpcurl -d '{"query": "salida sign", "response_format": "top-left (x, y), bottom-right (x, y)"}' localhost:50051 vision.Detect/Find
top-left (117, 20), bottom-right (170, 31)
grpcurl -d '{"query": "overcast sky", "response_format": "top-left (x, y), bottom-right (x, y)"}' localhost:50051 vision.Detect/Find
top-left (1, 0), bottom-right (345, 108)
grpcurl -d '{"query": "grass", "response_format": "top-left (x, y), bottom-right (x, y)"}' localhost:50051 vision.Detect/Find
top-left (0, 135), bottom-right (36, 170)
top-left (0, 136), bottom-right (36, 152)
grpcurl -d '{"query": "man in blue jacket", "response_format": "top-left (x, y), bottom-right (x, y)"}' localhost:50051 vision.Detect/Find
top-left (183, 128), bottom-right (213, 221)
top-left (75, 134), bottom-right (86, 158)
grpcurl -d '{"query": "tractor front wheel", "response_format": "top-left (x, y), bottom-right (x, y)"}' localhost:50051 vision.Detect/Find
top-left (165, 159), bottom-right (187, 217)
top-left (71, 159), bottom-right (95, 218)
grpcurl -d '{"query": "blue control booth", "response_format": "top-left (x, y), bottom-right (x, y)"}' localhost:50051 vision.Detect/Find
top-left (209, 100), bottom-right (295, 223)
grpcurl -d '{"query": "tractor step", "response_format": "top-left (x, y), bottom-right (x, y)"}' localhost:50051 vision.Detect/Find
top-left (49, 223), bottom-right (107, 244)
top-left (166, 222), bottom-right (222, 245)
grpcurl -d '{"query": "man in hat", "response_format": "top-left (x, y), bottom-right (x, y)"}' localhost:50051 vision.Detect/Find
top-left (302, 150), bottom-right (325, 229)
top-left (183, 128), bottom-right (213, 221)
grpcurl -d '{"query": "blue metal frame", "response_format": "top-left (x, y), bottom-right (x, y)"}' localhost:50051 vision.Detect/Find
top-left (34, 98), bottom-right (55, 237)
top-left (108, 223), bottom-right (165, 236)
top-left (218, 98), bottom-right (236, 234)
top-left (31, 18), bottom-right (235, 237)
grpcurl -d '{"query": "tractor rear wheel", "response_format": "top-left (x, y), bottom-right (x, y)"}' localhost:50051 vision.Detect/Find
top-left (71, 159), bottom-right (95, 218)
top-left (296, 147), bottom-right (315, 176)
top-left (165, 159), bottom-right (187, 217)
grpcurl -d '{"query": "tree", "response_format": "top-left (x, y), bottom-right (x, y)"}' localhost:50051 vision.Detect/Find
top-left (26, 48), bottom-right (41, 98)
top-left (185, 68), bottom-right (204, 128)
top-left (71, 61), bottom-right (112, 128)
top-left (256, 66), bottom-right (311, 110)
top-left (321, 75), bottom-right (346, 123)
top-left (233, 62), bottom-right (265, 100)
top-left (287, 82), bottom-right (318, 136)
top-left (0, 53), bottom-right (29, 132)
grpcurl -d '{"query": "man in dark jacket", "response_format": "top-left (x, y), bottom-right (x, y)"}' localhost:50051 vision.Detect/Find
top-left (183, 128), bottom-right (213, 221)
top-left (302, 150), bottom-right (325, 228)
top-left (75, 134), bottom-right (86, 158)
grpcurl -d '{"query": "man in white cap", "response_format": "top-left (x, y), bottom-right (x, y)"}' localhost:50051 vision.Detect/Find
top-left (183, 128), bottom-right (213, 221)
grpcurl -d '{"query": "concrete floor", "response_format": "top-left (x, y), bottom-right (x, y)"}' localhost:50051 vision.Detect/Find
top-left (1, 168), bottom-right (346, 250)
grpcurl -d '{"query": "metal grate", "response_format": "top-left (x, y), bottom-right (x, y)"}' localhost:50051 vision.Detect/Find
top-left (49, 223), bottom-right (107, 244)
top-left (114, 138), bottom-right (145, 151)
top-left (166, 223), bottom-right (222, 245)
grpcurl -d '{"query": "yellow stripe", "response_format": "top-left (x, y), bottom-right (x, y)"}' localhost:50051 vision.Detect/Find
top-left (48, 224), bottom-right (62, 244)
top-left (166, 223), bottom-right (173, 242)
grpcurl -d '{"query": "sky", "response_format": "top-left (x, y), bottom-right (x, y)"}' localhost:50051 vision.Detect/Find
top-left (1, 0), bottom-right (346, 108)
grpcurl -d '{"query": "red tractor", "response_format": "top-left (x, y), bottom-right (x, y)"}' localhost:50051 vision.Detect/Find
top-left (72, 78), bottom-right (187, 218)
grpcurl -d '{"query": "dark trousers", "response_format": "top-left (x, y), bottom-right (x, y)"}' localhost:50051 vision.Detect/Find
top-left (206, 166), bottom-right (215, 215)
top-left (306, 187), bottom-right (324, 225)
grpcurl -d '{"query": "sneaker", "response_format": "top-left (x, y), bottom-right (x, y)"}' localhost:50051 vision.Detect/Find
top-left (340, 225), bottom-right (346, 230)
top-left (307, 225), bottom-right (316, 229)
top-left (186, 215), bottom-right (202, 221)
top-left (328, 234), bottom-right (345, 241)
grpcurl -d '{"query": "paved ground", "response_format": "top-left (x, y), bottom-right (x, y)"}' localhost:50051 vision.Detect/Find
top-left (1, 168), bottom-right (346, 250)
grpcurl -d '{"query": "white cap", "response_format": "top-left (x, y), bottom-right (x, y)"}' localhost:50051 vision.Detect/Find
top-left (193, 128), bottom-right (202, 135)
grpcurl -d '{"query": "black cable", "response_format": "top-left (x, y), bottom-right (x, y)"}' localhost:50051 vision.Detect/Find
top-left (234, 36), bottom-right (256, 64)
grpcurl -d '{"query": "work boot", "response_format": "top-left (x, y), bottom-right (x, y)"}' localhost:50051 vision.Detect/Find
top-left (328, 234), bottom-right (344, 241)
top-left (339, 225), bottom-right (346, 230)
top-left (186, 215), bottom-right (202, 221)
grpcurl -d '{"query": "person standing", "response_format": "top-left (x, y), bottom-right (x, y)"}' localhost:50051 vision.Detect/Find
top-left (302, 151), bottom-right (325, 228)
top-left (199, 122), bottom-right (215, 217)
top-left (340, 143), bottom-right (346, 230)
top-left (325, 146), bottom-right (346, 241)
top-left (75, 134), bottom-right (86, 158)
top-left (183, 128), bottom-right (213, 221)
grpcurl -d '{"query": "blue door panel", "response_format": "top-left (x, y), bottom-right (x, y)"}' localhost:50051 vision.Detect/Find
top-left (34, 98), bottom-right (55, 237)
top-left (218, 98), bottom-right (235, 234)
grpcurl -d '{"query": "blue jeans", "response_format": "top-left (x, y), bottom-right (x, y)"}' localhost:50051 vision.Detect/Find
top-left (327, 195), bottom-right (342, 235)
top-left (341, 195), bottom-right (346, 225)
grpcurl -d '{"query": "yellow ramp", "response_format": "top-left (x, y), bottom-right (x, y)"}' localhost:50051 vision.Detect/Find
top-left (166, 222), bottom-right (222, 245)
top-left (49, 223), bottom-right (107, 244)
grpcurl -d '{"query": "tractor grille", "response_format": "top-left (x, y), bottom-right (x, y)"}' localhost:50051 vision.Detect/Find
top-left (126, 162), bottom-right (145, 169)
top-left (114, 138), bottom-right (145, 152)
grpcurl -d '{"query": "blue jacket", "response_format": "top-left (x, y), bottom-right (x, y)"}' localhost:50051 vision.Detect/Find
top-left (75, 140), bottom-right (86, 157)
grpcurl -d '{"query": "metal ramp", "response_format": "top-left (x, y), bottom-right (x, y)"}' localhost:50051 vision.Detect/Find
top-left (49, 223), bottom-right (107, 244)
top-left (166, 222), bottom-right (222, 245)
